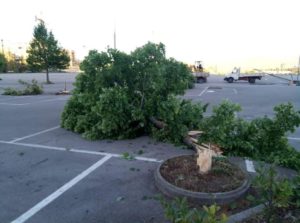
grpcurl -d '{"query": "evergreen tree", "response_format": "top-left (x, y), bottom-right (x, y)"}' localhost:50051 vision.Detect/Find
top-left (26, 21), bottom-right (70, 83)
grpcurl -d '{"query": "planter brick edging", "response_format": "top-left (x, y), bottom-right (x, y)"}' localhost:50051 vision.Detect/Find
top-left (227, 204), bottom-right (264, 223)
top-left (154, 155), bottom-right (251, 205)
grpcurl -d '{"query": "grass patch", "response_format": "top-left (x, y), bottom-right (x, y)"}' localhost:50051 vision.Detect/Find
top-left (122, 152), bottom-right (135, 161)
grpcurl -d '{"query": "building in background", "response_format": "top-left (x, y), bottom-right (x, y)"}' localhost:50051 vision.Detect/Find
top-left (67, 50), bottom-right (80, 72)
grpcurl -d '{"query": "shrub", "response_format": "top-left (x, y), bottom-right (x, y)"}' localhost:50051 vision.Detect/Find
top-left (19, 79), bottom-right (43, 95)
top-left (3, 88), bottom-right (23, 96)
top-left (3, 79), bottom-right (43, 95)
top-left (290, 175), bottom-right (300, 208)
top-left (253, 165), bottom-right (295, 223)
top-left (160, 197), bottom-right (227, 223)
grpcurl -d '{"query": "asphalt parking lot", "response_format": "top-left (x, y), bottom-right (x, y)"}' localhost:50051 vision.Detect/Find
top-left (0, 73), bottom-right (299, 223)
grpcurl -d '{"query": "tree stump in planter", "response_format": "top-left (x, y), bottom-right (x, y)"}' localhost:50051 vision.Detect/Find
top-left (189, 131), bottom-right (223, 174)
top-left (196, 148), bottom-right (213, 174)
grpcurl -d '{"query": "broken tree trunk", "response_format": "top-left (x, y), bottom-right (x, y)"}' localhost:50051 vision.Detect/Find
top-left (149, 117), bottom-right (222, 174)
top-left (197, 147), bottom-right (213, 174)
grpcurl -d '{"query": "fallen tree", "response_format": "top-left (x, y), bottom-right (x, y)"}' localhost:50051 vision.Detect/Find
top-left (61, 42), bottom-right (203, 143)
top-left (61, 42), bottom-right (300, 172)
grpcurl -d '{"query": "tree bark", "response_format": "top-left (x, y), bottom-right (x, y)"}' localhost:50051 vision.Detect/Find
top-left (149, 117), bottom-right (167, 129)
top-left (46, 68), bottom-right (50, 84)
top-left (149, 116), bottom-right (196, 150)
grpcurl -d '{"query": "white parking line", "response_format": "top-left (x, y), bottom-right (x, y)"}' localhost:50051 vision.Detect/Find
top-left (288, 137), bottom-right (300, 141)
top-left (198, 86), bottom-right (208, 97)
top-left (32, 98), bottom-right (68, 104)
top-left (0, 102), bottom-right (30, 106)
top-left (11, 155), bottom-right (112, 223)
top-left (0, 140), bottom-right (162, 163)
top-left (0, 97), bottom-right (68, 106)
top-left (245, 160), bottom-right (256, 173)
top-left (233, 88), bottom-right (238, 94)
top-left (0, 95), bottom-right (34, 102)
top-left (9, 126), bottom-right (60, 143)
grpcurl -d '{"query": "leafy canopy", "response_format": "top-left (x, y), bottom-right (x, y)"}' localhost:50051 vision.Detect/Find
top-left (61, 42), bottom-right (201, 142)
top-left (61, 42), bottom-right (300, 170)
top-left (200, 101), bottom-right (300, 170)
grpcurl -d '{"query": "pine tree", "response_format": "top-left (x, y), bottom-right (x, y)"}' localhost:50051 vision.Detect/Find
top-left (26, 21), bottom-right (70, 83)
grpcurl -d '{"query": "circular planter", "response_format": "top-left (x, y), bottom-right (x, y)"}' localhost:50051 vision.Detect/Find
top-left (154, 155), bottom-right (250, 205)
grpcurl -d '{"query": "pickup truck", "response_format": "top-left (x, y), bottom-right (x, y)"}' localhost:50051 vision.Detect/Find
top-left (224, 67), bottom-right (263, 84)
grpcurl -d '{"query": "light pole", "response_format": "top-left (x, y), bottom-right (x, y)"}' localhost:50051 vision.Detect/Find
top-left (114, 23), bottom-right (116, 49)
top-left (297, 56), bottom-right (300, 83)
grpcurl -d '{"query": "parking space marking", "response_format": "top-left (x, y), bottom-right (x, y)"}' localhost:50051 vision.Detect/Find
top-left (288, 137), bottom-right (300, 141)
top-left (0, 141), bottom-right (162, 163)
top-left (0, 97), bottom-right (68, 106)
top-left (0, 96), bottom-right (34, 102)
top-left (71, 148), bottom-right (161, 162)
top-left (11, 155), bottom-right (112, 223)
top-left (9, 126), bottom-right (60, 143)
top-left (198, 86), bottom-right (208, 97)
top-left (233, 88), bottom-right (238, 94)
top-left (0, 102), bottom-right (30, 106)
top-left (30, 97), bottom-right (69, 104)
top-left (245, 160), bottom-right (256, 173)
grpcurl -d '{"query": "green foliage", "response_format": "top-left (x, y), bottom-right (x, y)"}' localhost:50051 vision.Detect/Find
top-left (290, 175), bottom-right (300, 208)
top-left (19, 79), bottom-right (43, 95)
top-left (199, 100), bottom-right (254, 155)
top-left (3, 79), bottom-right (43, 95)
top-left (202, 205), bottom-right (228, 223)
top-left (3, 88), bottom-right (23, 96)
top-left (61, 42), bottom-right (201, 143)
top-left (61, 41), bottom-right (299, 171)
top-left (121, 152), bottom-right (135, 160)
top-left (247, 103), bottom-right (300, 170)
top-left (151, 96), bottom-right (206, 144)
top-left (199, 101), bottom-right (300, 170)
top-left (253, 165), bottom-right (295, 223)
top-left (26, 21), bottom-right (70, 83)
top-left (160, 197), bottom-right (227, 223)
top-left (0, 53), bottom-right (7, 73)
top-left (93, 86), bottom-right (144, 139)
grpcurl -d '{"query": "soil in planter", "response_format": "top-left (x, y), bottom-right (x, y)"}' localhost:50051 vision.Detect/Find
top-left (160, 155), bottom-right (246, 193)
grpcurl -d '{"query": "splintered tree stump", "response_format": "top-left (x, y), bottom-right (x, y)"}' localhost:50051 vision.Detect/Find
top-left (197, 148), bottom-right (213, 174)
top-left (149, 117), bottom-right (222, 174)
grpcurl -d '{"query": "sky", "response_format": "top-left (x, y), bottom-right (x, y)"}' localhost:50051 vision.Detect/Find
top-left (1, 0), bottom-right (300, 73)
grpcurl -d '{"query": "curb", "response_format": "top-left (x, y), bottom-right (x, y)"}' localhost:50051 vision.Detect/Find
top-left (227, 204), bottom-right (264, 223)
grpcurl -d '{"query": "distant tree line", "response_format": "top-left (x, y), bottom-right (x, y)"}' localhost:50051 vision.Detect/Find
top-left (0, 51), bottom-right (27, 73)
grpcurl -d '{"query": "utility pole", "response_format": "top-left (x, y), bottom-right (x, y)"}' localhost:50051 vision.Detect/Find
top-left (113, 23), bottom-right (116, 49)
top-left (297, 55), bottom-right (300, 82)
